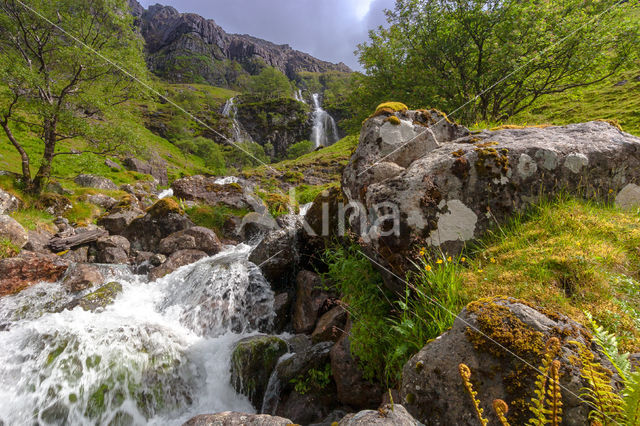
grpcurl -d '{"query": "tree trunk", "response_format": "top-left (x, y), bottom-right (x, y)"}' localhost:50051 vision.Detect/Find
top-left (1, 121), bottom-right (31, 183)
top-left (30, 119), bottom-right (57, 194)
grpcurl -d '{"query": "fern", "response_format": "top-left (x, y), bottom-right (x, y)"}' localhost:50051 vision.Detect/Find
top-left (548, 360), bottom-right (563, 426)
top-left (528, 337), bottom-right (562, 425)
top-left (459, 363), bottom-right (489, 426)
top-left (493, 399), bottom-right (510, 426)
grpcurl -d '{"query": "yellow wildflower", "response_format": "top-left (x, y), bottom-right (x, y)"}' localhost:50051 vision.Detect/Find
top-left (490, 257), bottom-right (496, 264)
top-left (447, 256), bottom-right (452, 262)
top-left (436, 259), bottom-right (443, 264)
top-left (425, 265), bottom-right (432, 272)
top-left (478, 269), bottom-right (484, 273)
top-left (461, 257), bottom-right (466, 263)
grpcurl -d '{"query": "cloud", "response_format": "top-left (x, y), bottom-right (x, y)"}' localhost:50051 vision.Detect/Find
top-left (138, 0), bottom-right (395, 70)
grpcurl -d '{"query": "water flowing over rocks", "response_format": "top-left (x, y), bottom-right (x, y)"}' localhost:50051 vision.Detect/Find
top-left (149, 249), bottom-right (208, 281)
top-left (400, 297), bottom-right (604, 425)
top-left (344, 111), bottom-right (640, 292)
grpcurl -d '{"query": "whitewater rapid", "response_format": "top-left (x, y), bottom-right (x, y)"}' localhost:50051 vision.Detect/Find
top-left (0, 244), bottom-right (274, 425)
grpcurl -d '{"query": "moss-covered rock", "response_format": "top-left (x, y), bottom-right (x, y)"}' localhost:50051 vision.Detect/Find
top-left (230, 335), bottom-right (288, 409)
top-left (147, 198), bottom-right (183, 218)
top-left (73, 282), bottom-right (123, 312)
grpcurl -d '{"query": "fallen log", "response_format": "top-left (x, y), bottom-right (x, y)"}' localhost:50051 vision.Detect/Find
top-left (48, 229), bottom-right (108, 253)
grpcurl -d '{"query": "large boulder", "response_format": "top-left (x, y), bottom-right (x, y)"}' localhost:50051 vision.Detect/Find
top-left (97, 196), bottom-right (145, 236)
top-left (0, 188), bottom-right (21, 214)
top-left (63, 263), bottom-right (104, 292)
top-left (95, 235), bottom-right (131, 264)
top-left (0, 214), bottom-right (28, 248)
top-left (338, 404), bottom-right (421, 425)
top-left (292, 270), bottom-right (330, 334)
top-left (400, 297), bottom-right (604, 425)
top-left (73, 174), bottom-right (118, 190)
top-left (159, 226), bottom-right (222, 256)
top-left (24, 229), bottom-right (53, 254)
top-left (148, 249), bottom-right (207, 281)
top-left (171, 175), bottom-right (264, 212)
top-left (123, 198), bottom-right (194, 252)
top-left (122, 157), bottom-right (168, 186)
top-left (182, 413), bottom-right (293, 426)
top-left (343, 112), bottom-right (640, 291)
top-left (0, 251), bottom-right (69, 296)
top-left (230, 335), bottom-right (289, 409)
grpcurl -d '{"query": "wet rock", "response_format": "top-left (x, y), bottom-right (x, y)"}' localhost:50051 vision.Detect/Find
top-left (249, 215), bottom-right (303, 291)
top-left (338, 404), bottom-right (421, 425)
top-left (276, 390), bottom-right (339, 426)
top-left (182, 412), bottom-right (293, 426)
top-left (63, 263), bottom-right (104, 292)
top-left (95, 235), bottom-right (131, 264)
top-left (73, 174), bottom-right (118, 190)
top-left (0, 188), bottom-right (21, 214)
top-left (312, 306), bottom-right (347, 343)
top-left (330, 319), bottom-right (384, 410)
top-left (24, 229), bottom-right (53, 254)
top-left (86, 194), bottom-right (118, 210)
top-left (35, 193), bottom-right (72, 216)
top-left (123, 157), bottom-right (168, 186)
top-left (68, 282), bottom-right (123, 312)
top-left (293, 270), bottom-right (329, 334)
top-left (0, 251), bottom-right (69, 297)
top-left (148, 249), bottom-right (207, 281)
top-left (0, 214), bottom-right (28, 248)
top-left (230, 335), bottom-right (288, 409)
top-left (124, 198), bottom-right (194, 252)
top-left (159, 226), bottom-right (222, 256)
top-left (273, 292), bottom-right (292, 333)
top-left (400, 297), bottom-right (602, 425)
top-left (273, 341), bottom-right (333, 389)
top-left (343, 114), bottom-right (640, 292)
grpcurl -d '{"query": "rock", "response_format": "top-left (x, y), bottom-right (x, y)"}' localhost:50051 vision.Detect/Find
top-left (97, 208), bottom-right (144, 235)
top-left (46, 180), bottom-right (72, 195)
top-left (0, 214), bottom-right (28, 248)
top-left (230, 335), bottom-right (289, 409)
top-left (62, 263), bottom-right (105, 292)
top-left (304, 186), bottom-right (345, 239)
top-left (0, 188), bottom-right (21, 214)
top-left (73, 174), bottom-right (118, 190)
top-left (338, 404), bottom-right (421, 425)
top-left (273, 292), bottom-right (292, 333)
top-left (35, 193), bottom-right (72, 215)
top-left (615, 183), bottom-right (640, 210)
top-left (182, 412), bottom-right (293, 426)
top-left (148, 249), bottom-right (207, 281)
top-left (104, 158), bottom-right (121, 170)
top-left (122, 157), bottom-right (168, 186)
top-left (312, 306), bottom-right (347, 343)
top-left (343, 115), bottom-right (640, 292)
top-left (95, 235), bottom-right (131, 264)
top-left (68, 282), bottom-right (122, 312)
top-left (292, 270), bottom-right (329, 334)
top-left (0, 251), bottom-right (69, 296)
top-left (249, 215), bottom-right (303, 291)
top-left (276, 390), bottom-right (340, 426)
top-left (86, 194), bottom-right (118, 209)
top-left (159, 226), bottom-right (222, 256)
top-left (24, 229), bottom-right (53, 253)
top-left (61, 246), bottom-right (89, 263)
top-left (330, 319), bottom-right (384, 410)
top-left (171, 175), bottom-right (264, 212)
top-left (123, 198), bottom-right (194, 252)
top-left (400, 297), bottom-right (603, 425)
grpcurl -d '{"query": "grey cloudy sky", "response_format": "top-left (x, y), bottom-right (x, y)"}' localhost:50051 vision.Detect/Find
top-left (138, 0), bottom-right (395, 70)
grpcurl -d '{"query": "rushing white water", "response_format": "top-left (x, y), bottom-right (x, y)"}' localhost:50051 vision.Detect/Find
top-left (310, 93), bottom-right (339, 148)
top-left (0, 245), bottom-right (275, 425)
top-left (293, 89), bottom-right (306, 104)
top-left (222, 98), bottom-right (254, 144)
top-left (158, 188), bottom-right (173, 199)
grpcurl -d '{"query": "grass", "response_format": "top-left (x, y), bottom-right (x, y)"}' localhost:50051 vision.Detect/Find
top-left (0, 238), bottom-right (19, 259)
top-left (10, 208), bottom-right (55, 232)
top-left (185, 204), bottom-right (250, 236)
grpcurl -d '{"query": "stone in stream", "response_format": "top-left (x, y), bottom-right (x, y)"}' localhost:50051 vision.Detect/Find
top-left (63, 263), bottom-right (104, 293)
top-left (182, 412), bottom-right (293, 426)
top-left (158, 226), bottom-right (222, 256)
top-left (230, 335), bottom-right (288, 409)
top-left (66, 282), bottom-right (123, 312)
top-left (0, 251), bottom-right (70, 296)
top-left (95, 235), bottom-right (131, 264)
top-left (148, 249), bottom-right (207, 281)
top-left (338, 404), bottom-right (422, 425)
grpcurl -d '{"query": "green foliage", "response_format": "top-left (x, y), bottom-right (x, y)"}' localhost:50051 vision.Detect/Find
top-left (290, 364), bottom-right (332, 395)
top-left (224, 141), bottom-right (270, 169)
top-left (185, 204), bottom-right (249, 235)
top-left (175, 137), bottom-right (227, 174)
top-left (248, 67), bottom-right (294, 101)
top-left (10, 208), bottom-right (55, 231)
top-left (354, 0), bottom-right (639, 124)
top-left (286, 140), bottom-right (314, 159)
top-left (0, 237), bottom-right (19, 259)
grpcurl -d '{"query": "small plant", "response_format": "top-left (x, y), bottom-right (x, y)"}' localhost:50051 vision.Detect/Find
top-left (0, 238), bottom-right (19, 259)
top-left (290, 364), bottom-right (332, 395)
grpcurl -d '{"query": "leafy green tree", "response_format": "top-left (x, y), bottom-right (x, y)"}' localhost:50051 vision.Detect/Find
top-left (248, 67), bottom-right (293, 100)
top-left (355, 0), bottom-right (639, 123)
top-left (0, 0), bottom-right (147, 193)
top-left (286, 140), bottom-right (314, 159)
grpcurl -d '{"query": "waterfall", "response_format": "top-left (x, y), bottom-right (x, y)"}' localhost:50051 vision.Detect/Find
top-left (310, 93), bottom-right (339, 148)
top-left (0, 244), bottom-right (275, 425)
top-left (222, 97), bottom-right (254, 144)
top-left (293, 89), bottom-right (306, 104)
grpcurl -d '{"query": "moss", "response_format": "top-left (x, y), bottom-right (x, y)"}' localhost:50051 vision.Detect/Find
top-left (46, 341), bottom-right (69, 366)
top-left (596, 119), bottom-right (623, 131)
top-left (376, 102), bottom-right (409, 113)
top-left (452, 149), bottom-right (466, 158)
top-left (0, 237), bottom-right (19, 259)
top-left (385, 115), bottom-right (402, 126)
top-left (147, 198), bottom-right (183, 217)
top-left (451, 157), bottom-right (470, 180)
top-left (475, 147), bottom-right (510, 177)
top-left (77, 282), bottom-right (123, 312)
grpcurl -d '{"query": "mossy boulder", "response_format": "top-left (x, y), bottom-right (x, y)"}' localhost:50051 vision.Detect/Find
top-left (147, 198), bottom-right (183, 218)
top-left (230, 335), bottom-right (288, 409)
top-left (71, 282), bottom-right (123, 312)
top-left (123, 199), bottom-right (193, 252)
top-left (400, 297), bottom-right (607, 425)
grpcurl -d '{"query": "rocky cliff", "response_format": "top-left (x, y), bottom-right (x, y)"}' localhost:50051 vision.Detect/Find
top-left (130, 1), bottom-right (351, 85)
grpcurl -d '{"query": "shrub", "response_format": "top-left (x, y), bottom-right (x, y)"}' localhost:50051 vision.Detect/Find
top-left (286, 140), bottom-right (314, 159)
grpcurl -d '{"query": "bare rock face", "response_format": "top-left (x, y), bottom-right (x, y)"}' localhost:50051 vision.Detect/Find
top-left (159, 226), bottom-right (222, 256)
top-left (73, 174), bottom-right (118, 190)
top-left (0, 188), bottom-right (21, 214)
top-left (122, 157), bottom-right (168, 186)
top-left (182, 412), bottom-right (293, 426)
top-left (400, 297), bottom-right (605, 425)
top-left (0, 251), bottom-right (70, 296)
top-left (292, 270), bottom-right (330, 334)
top-left (338, 404), bottom-right (421, 425)
top-left (343, 112), bottom-right (640, 291)
top-left (0, 214), bottom-right (28, 248)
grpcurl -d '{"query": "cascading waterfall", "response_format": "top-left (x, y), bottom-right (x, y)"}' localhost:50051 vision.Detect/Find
top-left (0, 244), bottom-right (275, 425)
top-left (293, 89), bottom-right (306, 104)
top-left (310, 93), bottom-right (339, 148)
top-left (222, 98), bottom-right (254, 144)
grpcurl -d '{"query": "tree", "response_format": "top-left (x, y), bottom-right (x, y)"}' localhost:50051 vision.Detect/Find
top-left (355, 0), bottom-right (639, 123)
top-left (0, 0), bottom-right (147, 193)
top-left (247, 67), bottom-right (294, 100)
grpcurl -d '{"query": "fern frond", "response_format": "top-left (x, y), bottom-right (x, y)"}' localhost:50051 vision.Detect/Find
top-left (459, 363), bottom-right (489, 426)
top-left (621, 371), bottom-right (640, 426)
top-left (493, 399), bottom-right (510, 426)
top-left (528, 337), bottom-right (561, 426)
top-left (585, 311), bottom-right (631, 380)
top-left (548, 360), bottom-right (563, 426)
